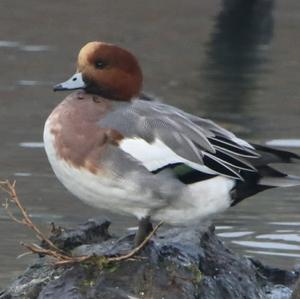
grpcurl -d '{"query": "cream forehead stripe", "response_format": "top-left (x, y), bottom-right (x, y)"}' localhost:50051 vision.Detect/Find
top-left (77, 42), bottom-right (105, 67)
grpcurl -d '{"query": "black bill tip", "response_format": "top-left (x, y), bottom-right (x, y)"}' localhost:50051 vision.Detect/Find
top-left (53, 84), bottom-right (66, 92)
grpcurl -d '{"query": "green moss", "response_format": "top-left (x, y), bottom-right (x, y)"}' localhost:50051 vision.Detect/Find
top-left (80, 279), bottom-right (96, 288)
top-left (82, 256), bottom-right (120, 272)
top-left (104, 262), bottom-right (120, 273)
top-left (187, 265), bottom-right (202, 284)
top-left (79, 257), bottom-right (122, 294)
top-left (87, 255), bottom-right (110, 269)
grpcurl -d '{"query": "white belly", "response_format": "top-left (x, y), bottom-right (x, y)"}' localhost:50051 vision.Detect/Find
top-left (153, 176), bottom-right (235, 225)
top-left (43, 120), bottom-right (153, 218)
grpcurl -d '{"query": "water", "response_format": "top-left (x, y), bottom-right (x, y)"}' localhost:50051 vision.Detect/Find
top-left (0, 0), bottom-right (300, 288)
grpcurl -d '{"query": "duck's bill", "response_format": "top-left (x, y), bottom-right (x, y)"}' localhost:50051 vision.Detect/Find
top-left (53, 72), bottom-right (86, 91)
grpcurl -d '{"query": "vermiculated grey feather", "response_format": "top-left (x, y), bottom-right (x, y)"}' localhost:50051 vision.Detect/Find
top-left (99, 99), bottom-right (259, 178)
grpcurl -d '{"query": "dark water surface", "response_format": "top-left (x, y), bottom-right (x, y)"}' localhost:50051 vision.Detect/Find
top-left (0, 0), bottom-right (300, 288)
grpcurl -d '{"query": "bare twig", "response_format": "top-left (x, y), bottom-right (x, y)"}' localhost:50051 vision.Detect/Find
top-left (54, 221), bottom-right (164, 266)
top-left (0, 180), bottom-right (62, 253)
top-left (0, 179), bottom-right (163, 266)
top-left (108, 221), bottom-right (164, 262)
top-left (0, 180), bottom-right (89, 264)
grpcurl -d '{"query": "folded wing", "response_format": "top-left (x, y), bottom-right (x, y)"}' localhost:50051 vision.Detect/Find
top-left (99, 100), bottom-right (259, 179)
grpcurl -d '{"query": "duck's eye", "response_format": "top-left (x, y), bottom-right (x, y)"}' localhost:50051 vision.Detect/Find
top-left (95, 60), bottom-right (106, 69)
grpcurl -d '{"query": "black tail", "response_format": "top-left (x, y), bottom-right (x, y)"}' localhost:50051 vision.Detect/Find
top-left (231, 144), bottom-right (300, 206)
top-left (251, 144), bottom-right (300, 164)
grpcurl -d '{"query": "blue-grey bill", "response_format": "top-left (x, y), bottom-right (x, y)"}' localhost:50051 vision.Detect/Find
top-left (53, 72), bottom-right (86, 91)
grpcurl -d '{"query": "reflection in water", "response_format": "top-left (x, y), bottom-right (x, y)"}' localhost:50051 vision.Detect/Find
top-left (201, 0), bottom-right (274, 119)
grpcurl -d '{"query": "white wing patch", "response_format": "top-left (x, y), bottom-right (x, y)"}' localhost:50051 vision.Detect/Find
top-left (119, 137), bottom-right (217, 175)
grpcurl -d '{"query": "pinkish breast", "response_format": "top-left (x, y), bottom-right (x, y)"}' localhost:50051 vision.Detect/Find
top-left (47, 91), bottom-right (123, 173)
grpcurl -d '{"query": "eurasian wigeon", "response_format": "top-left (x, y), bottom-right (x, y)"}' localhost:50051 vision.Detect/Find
top-left (44, 41), bottom-right (300, 245)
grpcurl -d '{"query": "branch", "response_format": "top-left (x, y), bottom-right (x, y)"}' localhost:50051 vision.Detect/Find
top-left (0, 180), bottom-right (163, 266)
top-left (0, 180), bottom-right (62, 253)
top-left (108, 221), bottom-right (163, 262)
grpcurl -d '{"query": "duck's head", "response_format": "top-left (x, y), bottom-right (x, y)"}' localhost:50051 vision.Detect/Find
top-left (54, 41), bottom-right (143, 101)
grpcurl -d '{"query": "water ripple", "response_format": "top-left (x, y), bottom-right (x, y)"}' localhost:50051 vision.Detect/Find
top-left (270, 222), bottom-right (300, 226)
top-left (232, 240), bottom-right (300, 250)
top-left (17, 80), bottom-right (52, 87)
top-left (266, 139), bottom-right (300, 148)
top-left (0, 41), bottom-right (20, 48)
top-left (14, 172), bottom-right (32, 177)
top-left (0, 40), bottom-right (53, 52)
top-left (215, 225), bottom-right (233, 230)
top-left (217, 231), bottom-right (254, 238)
top-left (19, 142), bottom-right (44, 148)
top-left (246, 250), bottom-right (300, 258)
top-left (256, 234), bottom-right (300, 242)
top-left (20, 45), bottom-right (53, 52)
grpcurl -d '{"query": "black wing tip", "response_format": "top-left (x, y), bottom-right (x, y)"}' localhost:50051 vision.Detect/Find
top-left (209, 136), bottom-right (260, 159)
top-left (215, 149), bottom-right (257, 172)
top-left (252, 143), bottom-right (300, 163)
top-left (203, 154), bottom-right (245, 181)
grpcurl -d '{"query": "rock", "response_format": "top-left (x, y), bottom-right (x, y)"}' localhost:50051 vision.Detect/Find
top-left (44, 218), bottom-right (111, 252)
top-left (292, 278), bottom-right (300, 299)
top-left (0, 219), bottom-right (299, 299)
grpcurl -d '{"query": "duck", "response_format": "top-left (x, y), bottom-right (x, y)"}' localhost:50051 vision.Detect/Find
top-left (44, 41), bottom-right (300, 246)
